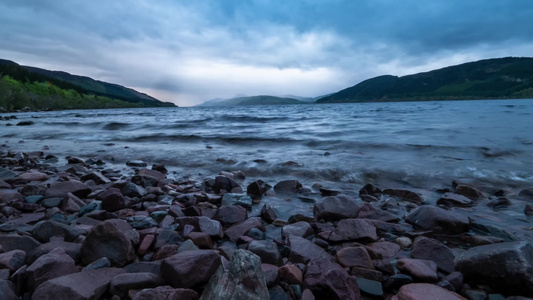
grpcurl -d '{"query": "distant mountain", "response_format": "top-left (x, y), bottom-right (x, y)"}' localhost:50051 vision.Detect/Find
top-left (198, 95), bottom-right (308, 106)
top-left (0, 59), bottom-right (175, 107)
top-left (317, 57), bottom-right (533, 103)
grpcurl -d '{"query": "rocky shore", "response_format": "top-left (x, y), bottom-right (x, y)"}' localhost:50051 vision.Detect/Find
top-left (1, 148), bottom-right (533, 300)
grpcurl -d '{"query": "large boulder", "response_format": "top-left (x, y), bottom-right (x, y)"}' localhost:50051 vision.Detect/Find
top-left (32, 267), bottom-right (125, 300)
top-left (274, 180), bottom-right (302, 194)
top-left (26, 248), bottom-right (77, 292)
top-left (160, 250), bottom-right (221, 289)
top-left (304, 258), bottom-right (360, 300)
top-left (81, 221), bottom-right (136, 267)
top-left (455, 241), bottom-right (533, 296)
top-left (0, 234), bottom-right (41, 253)
top-left (411, 236), bottom-right (455, 274)
top-left (32, 220), bottom-right (86, 243)
top-left (200, 250), bottom-right (269, 300)
top-left (313, 195), bottom-right (360, 221)
top-left (405, 206), bottom-right (469, 234)
top-left (392, 283), bottom-right (466, 300)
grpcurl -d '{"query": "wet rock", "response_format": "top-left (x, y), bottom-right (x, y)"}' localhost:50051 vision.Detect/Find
top-left (44, 180), bottom-right (91, 198)
top-left (0, 168), bottom-right (16, 181)
top-left (396, 258), bottom-right (438, 283)
top-left (0, 280), bottom-right (18, 300)
top-left (127, 160), bottom-right (148, 167)
top-left (161, 250), bottom-right (221, 289)
top-left (19, 171), bottom-right (49, 181)
top-left (329, 218), bottom-right (378, 243)
top-left (282, 221), bottom-right (314, 238)
top-left (260, 204), bottom-right (277, 223)
top-left (247, 180), bottom-right (272, 199)
top-left (359, 183), bottom-right (382, 197)
top-left (278, 264), bottom-right (303, 285)
top-left (222, 193), bottom-right (253, 210)
top-left (261, 264), bottom-right (279, 287)
top-left (16, 121), bottom-right (34, 126)
top-left (365, 241), bottom-right (401, 259)
top-left (32, 220), bottom-right (86, 243)
top-left (411, 236), bottom-right (455, 274)
top-left (213, 175), bottom-right (241, 194)
top-left (132, 286), bottom-right (199, 300)
top-left (488, 197), bottom-right (511, 208)
top-left (27, 240), bottom-right (82, 264)
top-left (525, 204), bottom-right (533, 216)
top-left (405, 205), bottom-right (470, 234)
top-left (288, 235), bottom-right (330, 264)
top-left (519, 188), bottom-right (533, 199)
top-left (455, 241), bottom-right (533, 296)
top-left (81, 220), bottom-right (136, 267)
top-left (358, 203), bottom-right (400, 223)
top-left (313, 195), bottom-right (360, 221)
top-left (121, 181), bottom-right (148, 198)
top-left (109, 272), bottom-right (165, 298)
top-left (274, 180), bottom-right (302, 194)
top-left (213, 205), bottom-right (248, 226)
top-left (0, 250), bottom-right (26, 272)
top-left (336, 246), bottom-right (374, 269)
top-left (225, 217), bottom-right (265, 242)
top-left (83, 257), bottom-right (111, 271)
top-left (393, 283), bottom-right (466, 300)
top-left (26, 247), bottom-right (77, 292)
top-left (304, 258), bottom-right (360, 300)
top-left (437, 192), bottom-right (474, 207)
top-left (32, 267), bottom-right (125, 300)
top-left (175, 216), bottom-right (224, 239)
top-left (186, 232), bottom-right (213, 249)
top-left (383, 274), bottom-right (413, 292)
top-left (98, 188), bottom-right (125, 212)
top-left (248, 240), bottom-right (283, 265)
top-left (454, 184), bottom-right (484, 200)
top-left (383, 189), bottom-right (424, 205)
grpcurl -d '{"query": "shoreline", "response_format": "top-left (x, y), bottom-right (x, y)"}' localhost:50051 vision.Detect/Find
top-left (1, 148), bottom-right (533, 299)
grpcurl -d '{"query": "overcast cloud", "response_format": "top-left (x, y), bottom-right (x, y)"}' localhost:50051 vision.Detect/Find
top-left (1, 0), bottom-right (533, 106)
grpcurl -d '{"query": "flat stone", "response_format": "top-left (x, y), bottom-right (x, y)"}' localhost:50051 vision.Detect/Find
top-left (288, 235), bottom-right (330, 264)
top-left (411, 236), bottom-right (455, 274)
top-left (336, 246), bottom-right (374, 269)
top-left (32, 267), bottom-right (125, 300)
top-left (19, 172), bottom-right (49, 181)
top-left (225, 217), bottom-right (265, 242)
top-left (383, 189), bottom-right (424, 205)
top-left (313, 195), bottom-right (360, 221)
top-left (132, 286), bottom-right (199, 300)
top-left (44, 180), bottom-right (92, 199)
top-left (161, 250), bottom-right (221, 289)
top-left (365, 241), bottom-right (401, 259)
top-left (393, 283), bottom-right (466, 300)
top-left (0, 234), bottom-right (41, 253)
top-left (282, 221), bottom-right (314, 238)
top-left (405, 206), bottom-right (469, 234)
top-left (26, 247), bottom-right (77, 292)
top-left (304, 258), bottom-right (360, 300)
top-left (357, 278), bottom-right (383, 297)
top-left (329, 218), bottom-right (378, 243)
top-left (109, 272), bottom-right (165, 298)
top-left (437, 192), bottom-right (474, 207)
top-left (396, 258), bottom-right (438, 282)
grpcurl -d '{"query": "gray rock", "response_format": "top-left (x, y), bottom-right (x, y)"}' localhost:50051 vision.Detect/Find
top-left (455, 241), bottom-right (533, 296)
top-left (161, 250), bottom-right (221, 289)
top-left (274, 180), bottom-right (302, 194)
top-left (222, 193), bottom-right (253, 210)
top-left (213, 205), bottom-right (248, 226)
top-left (313, 195), bottom-right (360, 221)
top-left (0, 250), bottom-right (26, 272)
top-left (132, 286), bottom-right (199, 300)
top-left (32, 220), bottom-right (86, 243)
top-left (411, 236), bottom-right (455, 274)
top-left (109, 272), bottom-right (165, 298)
top-left (304, 258), bottom-right (360, 300)
top-left (288, 235), bottom-right (330, 264)
top-left (0, 234), bottom-right (41, 253)
top-left (26, 247), bottom-right (77, 292)
top-left (282, 221), bottom-right (314, 238)
top-left (248, 240), bottom-right (283, 265)
top-left (121, 181), bottom-right (148, 198)
top-left (200, 250), bottom-right (269, 300)
top-left (44, 180), bottom-right (91, 198)
top-left (329, 218), bottom-right (378, 243)
top-left (32, 267), bottom-right (125, 300)
top-left (0, 280), bottom-right (18, 300)
top-left (225, 217), bottom-right (265, 242)
top-left (336, 246), bottom-right (374, 269)
top-left (437, 192), bottom-right (474, 207)
top-left (395, 283), bottom-right (466, 300)
top-left (0, 167), bottom-right (16, 181)
top-left (260, 204), bottom-right (277, 223)
top-left (405, 205), bottom-right (469, 234)
top-left (383, 189), bottom-right (424, 205)
top-left (81, 220), bottom-right (136, 267)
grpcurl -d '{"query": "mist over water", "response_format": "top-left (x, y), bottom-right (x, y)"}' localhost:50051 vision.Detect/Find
top-left (2, 99), bottom-right (533, 194)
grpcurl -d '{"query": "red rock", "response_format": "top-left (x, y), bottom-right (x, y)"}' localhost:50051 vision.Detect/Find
top-left (261, 263), bottom-right (279, 287)
top-left (336, 246), bottom-right (374, 269)
top-left (282, 221), bottom-right (314, 238)
top-left (0, 250), bottom-right (26, 272)
top-left (328, 218), bottom-right (378, 243)
top-left (26, 247), bottom-right (77, 292)
top-left (365, 241), bottom-right (401, 259)
top-left (224, 217), bottom-right (265, 242)
top-left (138, 169), bottom-right (166, 180)
top-left (44, 180), bottom-right (92, 198)
top-left (137, 234), bottom-right (155, 256)
top-left (98, 188), bottom-right (125, 212)
top-left (81, 221), bottom-right (136, 267)
top-left (161, 250), bottom-right (221, 289)
top-left (313, 195), bottom-right (360, 221)
top-left (32, 267), bottom-right (125, 300)
top-left (19, 172), bottom-right (49, 181)
top-left (411, 236), bottom-right (455, 274)
top-left (405, 206), bottom-right (469, 234)
top-left (186, 232), bottom-right (214, 249)
top-left (278, 264), bottom-right (303, 285)
top-left (109, 272), bottom-right (165, 298)
top-left (304, 258), bottom-right (360, 300)
top-left (132, 286), bottom-right (199, 300)
top-left (288, 235), bottom-right (330, 264)
top-left (393, 283), bottom-right (466, 300)
top-left (396, 258), bottom-right (438, 282)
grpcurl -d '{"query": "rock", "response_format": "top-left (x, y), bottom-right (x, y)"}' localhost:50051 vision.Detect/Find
top-left (288, 235), bottom-right (330, 264)
top-left (19, 171), bottom-right (49, 181)
top-left (455, 184), bottom-right (484, 200)
top-left (186, 232), bottom-right (213, 249)
top-left (32, 267), bottom-right (125, 300)
top-left (282, 221), bottom-right (314, 238)
top-left (132, 286), bottom-right (199, 300)
top-left (127, 160), bottom-right (148, 167)
top-left (127, 216), bottom-right (158, 229)
top-left (121, 182), bottom-right (148, 198)
top-left (248, 240), bottom-right (283, 265)
top-left (313, 195), bottom-right (360, 221)
top-left (268, 285), bottom-right (290, 299)
top-left (27, 240), bottom-right (82, 264)
top-left (81, 220), bottom-right (136, 267)
top-left (200, 250), bottom-right (268, 300)
top-left (525, 204), bottom-right (533, 216)
top-left (383, 274), bottom-right (413, 292)
top-left (396, 258), bottom-right (438, 282)
top-left (383, 189), bottom-right (424, 205)
top-left (98, 188), bottom-right (125, 212)
top-left (437, 193), bottom-right (474, 207)
top-left (365, 241), bottom-right (401, 259)
top-left (329, 218), bottom-right (378, 243)
top-left (304, 258), bottom-right (360, 300)
top-left (0, 280), bottom-right (18, 300)
top-left (0, 250), bottom-right (26, 272)
top-left (225, 217), bottom-right (265, 242)
top-left (161, 250), bottom-right (221, 289)
top-left (393, 283), bottom-right (466, 300)
top-left (274, 180), bottom-right (302, 194)
top-left (154, 229), bottom-right (182, 249)
top-left (83, 257), bottom-right (111, 271)
top-left (359, 183), bottom-right (382, 197)
top-left (44, 180), bottom-right (91, 198)
top-left (213, 175), bottom-right (241, 194)
top-left (357, 278), bottom-right (383, 297)
top-left (109, 272), bottom-right (165, 298)
top-left (213, 205), bottom-right (248, 226)
top-left (137, 234), bottom-right (155, 256)
top-left (411, 236), bottom-right (455, 274)
top-left (221, 193), bottom-right (253, 210)
top-left (519, 188), bottom-right (533, 199)
top-left (26, 248), bottom-right (77, 292)
top-left (247, 180), bottom-right (272, 199)
top-left (278, 264), bottom-right (303, 285)
top-left (32, 220), bottom-right (86, 243)
top-left (455, 241), bottom-right (533, 296)
top-left (16, 121), bottom-right (34, 126)
top-left (261, 264), bottom-right (279, 287)
top-left (153, 244), bottom-right (180, 260)
top-left (61, 192), bottom-right (86, 213)
top-left (336, 246), bottom-right (374, 269)
top-left (405, 206), bottom-right (469, 234)
top-left (260, 204), bottom-right (277, 223)
top-left (175, 216), bottom-right (224, 239)
top-left (0, 168), bottom-right (16, 181)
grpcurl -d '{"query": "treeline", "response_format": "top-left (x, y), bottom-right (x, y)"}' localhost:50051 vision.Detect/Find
top-left (0, 75), bottom-right (145, 111)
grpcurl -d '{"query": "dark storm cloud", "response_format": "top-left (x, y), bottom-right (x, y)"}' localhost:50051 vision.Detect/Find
top-left (1, 0), bottom-right (532, 106)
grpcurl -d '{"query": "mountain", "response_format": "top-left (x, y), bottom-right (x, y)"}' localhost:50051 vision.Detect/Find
top-left (0, 59), bottom-right (175, 109)
top-left (317, 57), bottom-right (533, 103)
top-left (198, 95), bottom-right (308, 106)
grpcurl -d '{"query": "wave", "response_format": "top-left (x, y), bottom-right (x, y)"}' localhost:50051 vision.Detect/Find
top-left (102, 122), bottom-right (131, 130)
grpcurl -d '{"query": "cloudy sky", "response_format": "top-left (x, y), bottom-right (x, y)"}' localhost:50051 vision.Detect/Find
top-left (1, 1), bottom-right (533, 106)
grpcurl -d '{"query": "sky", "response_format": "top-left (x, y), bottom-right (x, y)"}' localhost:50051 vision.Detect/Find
top-left (1, 1), bottom-right (533, 106)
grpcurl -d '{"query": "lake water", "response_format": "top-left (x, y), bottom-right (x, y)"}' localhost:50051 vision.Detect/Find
top-left (2, 99), bottom-right (533, 229)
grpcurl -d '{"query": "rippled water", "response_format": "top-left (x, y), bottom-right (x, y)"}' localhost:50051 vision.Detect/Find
top-left (2, 99), bottom-right (533, 194)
